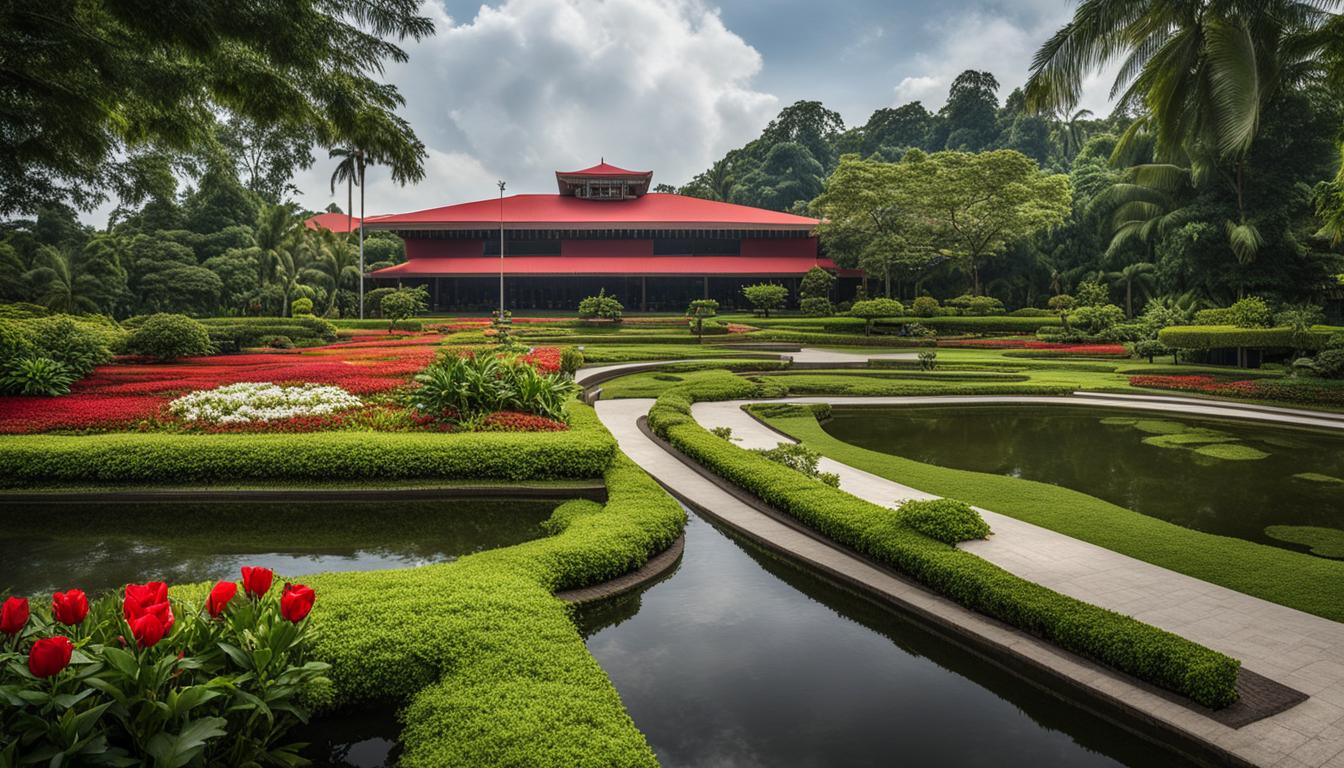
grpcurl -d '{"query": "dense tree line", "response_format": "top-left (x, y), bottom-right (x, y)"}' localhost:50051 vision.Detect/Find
top-left (680, 42), bottom-right (1344, 309)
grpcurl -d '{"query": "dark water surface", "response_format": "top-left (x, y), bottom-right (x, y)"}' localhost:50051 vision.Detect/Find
top-left (577, 512), bottom-right (1189, 767)
top-left (0, 497), bottom-right (556, 596)
top-left (821, 405), bottom-right (1344, 553)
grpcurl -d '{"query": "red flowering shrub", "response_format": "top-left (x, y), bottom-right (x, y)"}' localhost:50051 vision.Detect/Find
top-left (479, 411), bottom-right (569, 432)
top-left (520, 346), bottom-right (562, 374)
top-left (1128, 375), bottom-right (1344, 406)
top-left (0, 568), bottom-right (327, 764)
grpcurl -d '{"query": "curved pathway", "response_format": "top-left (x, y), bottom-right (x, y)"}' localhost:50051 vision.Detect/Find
top-left (596, 391), bottom-right (1344, 768)
top-left (574, 348), bottom-right (919, 389)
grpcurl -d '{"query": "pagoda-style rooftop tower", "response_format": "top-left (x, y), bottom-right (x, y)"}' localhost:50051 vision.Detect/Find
top-left (554, 160), bottom-right (653, 200)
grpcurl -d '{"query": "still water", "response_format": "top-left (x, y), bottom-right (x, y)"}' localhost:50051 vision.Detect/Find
top-left (822, 405), bottom-right (1344, 553)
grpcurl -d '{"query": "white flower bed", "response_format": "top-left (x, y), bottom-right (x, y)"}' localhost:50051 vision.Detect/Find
top-left (168, 382), bottom-right (364, 423)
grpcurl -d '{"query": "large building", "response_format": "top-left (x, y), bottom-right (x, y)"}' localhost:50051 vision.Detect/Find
top-left (354, 162), bottom-right (858, 312)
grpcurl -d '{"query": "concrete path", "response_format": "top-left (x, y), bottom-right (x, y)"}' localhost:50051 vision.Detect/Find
top-left (597, 391), bottom-right (1344, 767)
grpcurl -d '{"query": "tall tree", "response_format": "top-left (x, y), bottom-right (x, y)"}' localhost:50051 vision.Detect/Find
top-left (1025, 0), bottom-right (1343, 265)
top-left (0, 0), bottom-right (432, 216)
top-left (900, 150), bottom-right (1072, 295)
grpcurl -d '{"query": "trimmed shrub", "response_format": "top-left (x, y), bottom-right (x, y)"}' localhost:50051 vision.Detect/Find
top-left (560, 346), bottom-right (585, 375)
top-left (947, 294), bottom-right (1005, 316)
top-left (197, 317), bottom-right (338, 349)
top-left (0, 403), bottom-right (615, 487)
top-left (741, 283), bottom-right (788, 317)
top-left (798, 267), bottom-right (834, 303)
top-left (381, 287), bottom-right (428, 333)
top-left (752, 442), bottom-right (840, 487)
top-left (577, 289), bottom-right (624, 321)
top-left (849, 298), bottom-right (906, 335)
top-left (1068, 304), bottom-right (1125, 335)
top-left (799, 297), bottom-right (833, 316)
top-left (0, 318), bottom-right (35, 367)
top-left (897, 498), bottom-right (990, 543)
top-left (291, 297), bottom-right (315, 316)
top-left (124, 313), bottom-right (215, 361)
top-left (1159, 325), bottom-right (1337, 351)
top-left (20, 315), bottom-right (121, 377)
top-left (648, 394), bottom-right (1241, 709)
top-left (909, 296), bottom-right (941, 317)
top-left (1008, 307), bottom-right (1054, 317)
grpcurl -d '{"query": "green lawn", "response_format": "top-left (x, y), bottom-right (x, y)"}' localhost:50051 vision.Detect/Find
top-left (756, 407), bottom-right (1344, 622)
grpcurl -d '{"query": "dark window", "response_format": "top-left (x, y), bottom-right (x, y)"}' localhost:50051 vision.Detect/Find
top-left (652, 238), bottom-right (740, 255)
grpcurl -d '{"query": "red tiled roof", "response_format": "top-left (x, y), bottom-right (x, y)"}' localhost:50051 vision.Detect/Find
top-left (369, 254), bottom-right (848, 277)
top-left (364, 193), bottom-right (818, 230)
top-left (305, 212), bottom-right (361, 233)
top-left (556, 162), bottom-right (650, 177)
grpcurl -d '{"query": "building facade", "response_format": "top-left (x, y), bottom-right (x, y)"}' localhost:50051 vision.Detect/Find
top-left (355, 162), bottom-right (857, 312)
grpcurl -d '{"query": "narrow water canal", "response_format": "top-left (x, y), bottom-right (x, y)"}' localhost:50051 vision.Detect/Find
top-left (577, 510), bottom-right (1192, 767)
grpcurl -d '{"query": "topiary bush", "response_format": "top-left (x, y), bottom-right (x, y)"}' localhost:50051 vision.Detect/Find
top-left (741, 283), bottom-right (788, 318)
top-left (577, 289), bottom-right (624, 321)
top-left (897, 498), bottom-right (991, 544)
top-left (124, 313), bottom-right (215, 361)
top-left (559, 346), bottom-right (585, 376)
top-left (799, 297), bottom-right (833, 317)
top-left (291, 297), bottom-right (315, 316)
top-left (21, 315), bottom-right (121, 377)
top-left (909, 296), bottom-right (940, 317)
top-left (849, 298), bottom-right (905, 335)
top-left (381, 286), bottom-right (428, 333)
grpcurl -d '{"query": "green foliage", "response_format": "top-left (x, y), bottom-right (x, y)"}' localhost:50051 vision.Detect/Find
top-left (0, 582), bottom-right (330, 765)
top-left (0, 406), bottom-right (615, 487)
top-left (409, 350), bottom-right (580, 423)
top-left (20, 314), bottom-right (121, 377)
top-left (194, 316), bottom-right (337, 350)
top-left (0, 318), bottom-right (35, 366)
top-left (798, 297), bottom-right (833, 317)
top-left (1132, 339), bottom-right (1174, 363)
top-left (0, 356), bottom-right (76, 395)
top-left (798, 267), bottom-right (835, 301)
top-left (1073, 280), bottom-right (1110, 307)
top-left (648, 394), bottom-right (1239, 709)
top-left (741, 283), bottom-right (789, 317)
top-left (560, 347), bottom-right (585, 376)
top-left (290, 297), bottom-right (314, 316)
top-left (1159, 325), bottom-right (1337, 351)
top-left (849, 298), bottom-right (905, 335)
top-left (946, 294), bottom-right (1005, 316)
top-left (380, 286), bottom-right (428, 332)
top-left (577, 289), bottom-right (624, 321)
top-left (897, 498), bottom-right (990, 543)
top-left (1227, 297), bottom-right (1273, 328)
top-left (752, 442), bottom-right (840, 487)
top-left (1068, 304), bottom-right (1125, 335)
top-left (686, 299), bottom-right (720, 342)
top-left (918, 350), bottom-right (938, 370)
top-left (710, 426), bottom-right (734, 440)
top-left (308, 454), bottom-right (681, 767)
top-left (909, 296), bottom-right (940, 317)
top-left (124, 313), bottom-right (215, 361)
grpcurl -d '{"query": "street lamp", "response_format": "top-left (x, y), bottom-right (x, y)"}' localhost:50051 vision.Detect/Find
top-left (497, 180), bottom-right (506, 321)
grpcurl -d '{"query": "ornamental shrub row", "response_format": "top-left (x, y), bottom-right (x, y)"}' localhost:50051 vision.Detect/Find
top-left (1158, 325), bottom-right (1338, 351)
top-left (646, 394), bottom-right (1240, 709)
top-left (302, 451), bottom-right (686, 767)
top-left (193, 316), bottom-right (339, 349)
top-left (0, 404), bottom-right (615, 487)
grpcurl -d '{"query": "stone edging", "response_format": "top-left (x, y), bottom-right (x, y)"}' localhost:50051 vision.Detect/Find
top-left (555, 534), bottom-right (685, 605)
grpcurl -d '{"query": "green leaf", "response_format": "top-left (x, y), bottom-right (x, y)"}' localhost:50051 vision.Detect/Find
top-left (100, 648), bottom-right (140, 680)
top-left (144, 717), bottom-right (228, 768)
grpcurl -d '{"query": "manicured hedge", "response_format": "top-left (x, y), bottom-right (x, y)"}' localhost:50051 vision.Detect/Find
top-left (1158, 325), bottom-right (1338, 351)
top-left (299, 452), bottom-right (686, 767)
top-left (741, 329), bottom-right (936, 347)
top-left (879, 316), bottom-right (1063, 334)
top-left (0, 405), bottom-right (616, 487)
top-left (647, 394), bottom-right (1240, 709)
top-left (194, 316), bottom-right (340, 348)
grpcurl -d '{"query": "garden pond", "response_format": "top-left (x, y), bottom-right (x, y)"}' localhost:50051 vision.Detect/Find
top-left (820, 404), bottom-right (1344, 557)
top-left (0, 496), bottom-right (559, 596)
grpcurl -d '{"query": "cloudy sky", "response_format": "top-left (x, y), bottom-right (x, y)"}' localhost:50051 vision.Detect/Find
top-left (101, 0), bottom-right (1124, 224)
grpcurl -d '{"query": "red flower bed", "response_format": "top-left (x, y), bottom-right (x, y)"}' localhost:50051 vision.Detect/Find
top-left (478, 411), bottom-right (569, 432)
top-left (520, 347), bottom-right (562, 374)
top-left (0, 395), bottom-right (166, 433)
top-left (1128, 375), bottom-right (1344, 406)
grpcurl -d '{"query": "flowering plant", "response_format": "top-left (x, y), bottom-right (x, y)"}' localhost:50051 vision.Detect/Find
top-left (0, 567), bottom-right (329, 766)
top-left (168, 382), bottom-right (363, 424)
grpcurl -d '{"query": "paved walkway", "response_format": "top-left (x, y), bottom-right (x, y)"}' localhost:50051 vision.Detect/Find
top-left (574, 348), bottom-right (918, 389)
top-left (596, 391), bottom-right (1344, 767)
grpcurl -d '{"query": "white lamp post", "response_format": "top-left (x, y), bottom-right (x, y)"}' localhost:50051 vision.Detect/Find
top-left (498, 180), bottom-right (506, 320)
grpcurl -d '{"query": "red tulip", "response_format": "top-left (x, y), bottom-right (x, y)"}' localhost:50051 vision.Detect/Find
top-left (52, 589), bottom-right (89, 626)
top-left (206, 581), bottom-right (237, 618)
top-left (280, 584), bottom-right (315, 623)
top-left (128, 612), bottom-right (167, 649)
top-left (240, 566), bottom-right (273, 598)
top-left (124, 582), bottom-right (174, 638)
top-left (28, 636), bottom-right (72, 678)
top-left (1, 597), bottom-right (28, 635)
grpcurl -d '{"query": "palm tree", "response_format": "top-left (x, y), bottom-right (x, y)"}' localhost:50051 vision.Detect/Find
top-left (23, 246), bottom-right (98, 313)
top-left (253, 202), bottom-right (303, 314)
top-left (329, 147), bottom-right (361, 236)
top-left (1107, 262), bottom-right (1157, 318)
top-left (310, 228), bottom-right (361, 315)
top-left (329, 146), bottom-right (369, 317)
top-left (1025, 0), bottom-right (1342, 265)
top-left (1055, 108), bottom-right (1093, 162)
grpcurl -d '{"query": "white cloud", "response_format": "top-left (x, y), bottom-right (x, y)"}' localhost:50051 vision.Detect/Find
top-left (887, 9), bottom-right (1120, 115)
top-left (291, 0), bottom-right (778, 217)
